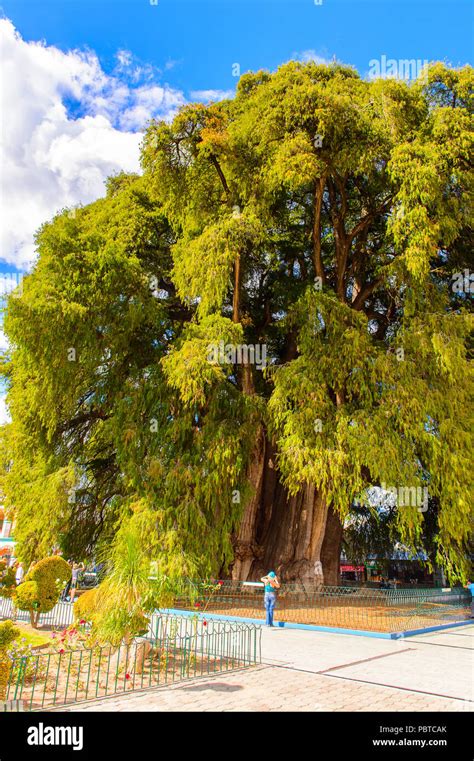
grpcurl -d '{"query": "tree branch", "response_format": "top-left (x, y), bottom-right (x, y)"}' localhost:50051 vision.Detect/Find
top-left (352, 276), bottom-right (384, 311)
top-left (348, 197), bottom-right (392, 243)
top-left (210, 153), bottom-right (231, 199)
top-left (312, 176), bottom-right (326, 283)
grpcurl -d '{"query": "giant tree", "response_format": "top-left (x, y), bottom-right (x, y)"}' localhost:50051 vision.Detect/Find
top-left (2, 62), bottom-right (473, 583)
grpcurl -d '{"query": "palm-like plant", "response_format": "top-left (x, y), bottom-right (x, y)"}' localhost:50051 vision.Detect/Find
top-left (93, 522), bottom-right (152, 647)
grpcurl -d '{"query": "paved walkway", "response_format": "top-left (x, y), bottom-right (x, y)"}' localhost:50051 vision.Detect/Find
top-left (61, 624), bottom-right (474, 712)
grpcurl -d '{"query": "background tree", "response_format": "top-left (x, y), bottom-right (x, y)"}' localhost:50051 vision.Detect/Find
top-left (2, 63), bottom-right (473, 584)
top-left (342, 494), bottom-right (443, 576)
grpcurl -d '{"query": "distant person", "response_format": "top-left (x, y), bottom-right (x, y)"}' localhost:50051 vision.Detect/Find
top-left (260, 571), bottom-right (280, 627)
top-left (15, 562), bottom-right (24, 585)
top-left (61, 559), bottom-right (73, 601)
top-left (465, 580), bottom-right (474, 618)
top-left (69, 562), bottom-right (84, 604)
top-left (379, 577), bottom-right (388, 590)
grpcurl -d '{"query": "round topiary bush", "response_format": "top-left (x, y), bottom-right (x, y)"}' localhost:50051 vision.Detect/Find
top-left (13, 556), bottom-right (71, 627)
top-left (0, 620), bottom-right (20, 700)
top-left (28, 556), bottom-right (72, 588)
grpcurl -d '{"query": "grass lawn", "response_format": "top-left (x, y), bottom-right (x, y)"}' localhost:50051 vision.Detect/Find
top-left (13, 621), bottom-right (53, 648)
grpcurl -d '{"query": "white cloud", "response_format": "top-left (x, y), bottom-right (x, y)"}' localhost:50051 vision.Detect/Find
top-left (190, 89), bottom-right (235, 102)
top-left (0, 397), bottom-right (10, 426)
top-left (294, 50), bottom-right (333, 65)
top-left (113, 47), bottom-right (158, 84)
top-left (119, 85), bottom-right (186, 130)
top-left (0, 19), bottom-right (186, 269)
top-left (0, 274), bottom-right (24, 298)
top-left (116, 49), bottom-right (133, 69)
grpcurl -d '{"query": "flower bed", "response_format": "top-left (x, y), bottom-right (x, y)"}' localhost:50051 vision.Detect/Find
top-left (6, 616), bottom-right (261, 710)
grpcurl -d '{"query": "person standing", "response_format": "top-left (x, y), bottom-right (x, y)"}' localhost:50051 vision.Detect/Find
top-left (15, 562), bottom-right (24, 586)
top-left (61, 559), bottom-right (73, 601)
top-left (69, 562), bottom-right (83, 604)
top-left (465, 580), bottom-right (474, 618)
top-left (261, 571), bottom-right (280, 627)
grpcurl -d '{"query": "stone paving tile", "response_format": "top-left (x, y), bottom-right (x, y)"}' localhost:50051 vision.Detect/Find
top-left (62, 663), bottom-right (472, 713)
top-left (56, 625), bottom-right (474, 713)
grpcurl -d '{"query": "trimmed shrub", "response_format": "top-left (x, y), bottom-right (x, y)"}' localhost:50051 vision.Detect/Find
top-left (0, 619), bottom-right (19, 648)
top-left (13, 556), bottom-right (71, 627)
top-left (28, 556), bottom-right (71, 588)
top-left (13, 581), bottom-right (43, 617)
top-left (0, 620), bottom-right (20, 700)
top-left (73, 588), bottom-right (99, 624)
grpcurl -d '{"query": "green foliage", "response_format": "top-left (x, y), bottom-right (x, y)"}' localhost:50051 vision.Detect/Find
top-left (90, 520), bottom-right (158, 645)
top-left (0, 620), bottom-right (20, 700)
top-left (13, 556), bottom-right (71, 625)
top-left (73, 588), bottom-right (99, 624)
top-left (1, 60), bottom-right (473, 583)
top-left (0, 560), bottom-right (16, 598)
top-left (12, 581), bottom-right (39, 612)
top-left (28, 555), bottom-right (71, 587)
top-left (0, 619), bottom-right (20, 648)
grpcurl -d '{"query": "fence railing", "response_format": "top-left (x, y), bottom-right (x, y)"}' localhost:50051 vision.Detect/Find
top-left (5, 614), bottom-right (261, 711)
top-left (1, 579), bottom-right (470, 636)
top-left (172, 580), bottom-right (471, 633)
top-left (340, 580), bottom-right (443, 589)
top-left (0, 596), bottom-right (262, 645)
top-left (0, 597), bottom-right (74, 629)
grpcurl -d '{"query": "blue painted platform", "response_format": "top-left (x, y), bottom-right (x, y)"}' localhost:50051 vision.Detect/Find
top-left (162, 608), bottom-right (473, 639)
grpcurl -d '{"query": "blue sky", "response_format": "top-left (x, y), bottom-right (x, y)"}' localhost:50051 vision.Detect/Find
top-left (0, 0), bottom-right (472, 275)
top-left (0, 0), bottom-right (472, 419)
top-left (3, 0), bottom-right (473, 95)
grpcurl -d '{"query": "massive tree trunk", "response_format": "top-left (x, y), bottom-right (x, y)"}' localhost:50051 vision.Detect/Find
top-left (231, 427), bottom-right (267, 580)
top-left (320, 503), bottom-right (344, 585)
top-left (230, 432), bottom-right (342, 584)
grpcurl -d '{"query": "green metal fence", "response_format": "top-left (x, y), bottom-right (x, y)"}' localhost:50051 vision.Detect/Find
top-left (2, 579), bottom-right (470, 636)
top-left (173, 580), bottom-right (471, 633)
top-left (5, 614), bottom-right (261, 710)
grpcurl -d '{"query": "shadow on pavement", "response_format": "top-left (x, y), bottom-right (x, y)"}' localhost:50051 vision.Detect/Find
top-left (181, 682), bottom-right (243, 693)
